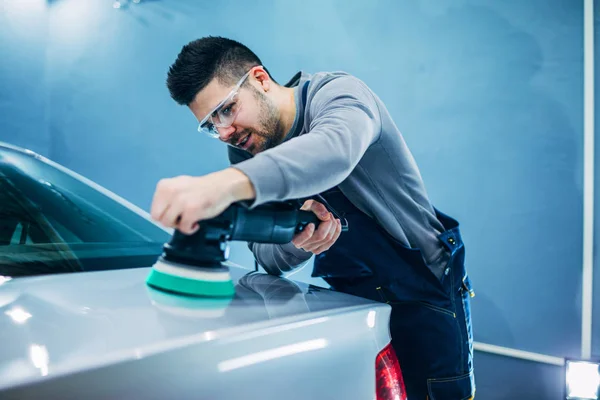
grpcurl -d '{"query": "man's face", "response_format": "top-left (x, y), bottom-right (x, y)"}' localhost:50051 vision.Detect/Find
top-left (189, 74), bottom-right (283, 155)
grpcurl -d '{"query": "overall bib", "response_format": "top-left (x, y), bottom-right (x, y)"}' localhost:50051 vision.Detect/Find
top-left (312, 187), bottom-right (476, 400)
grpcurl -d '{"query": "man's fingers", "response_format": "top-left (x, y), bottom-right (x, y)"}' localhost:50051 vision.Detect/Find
top-left (328, 219), bottom-right (341, 243)
top-left (161, 198), bottom-right (184, 228)
top-left (292, 223), bottom-right (315, 248)
top-left (179, 212), bottom-right (200, 235)
top-left (299, 217), bottom-right (335, 252)
top-left (300, 200), bottom-right (313, 211)
top-left (150, 200), bottom-right (167, 222)
top-left (178, 214), bottom-right (200, 235)
top-left (180, 221), bottom-right (199, 235)
top-left (310, 202), bottom-right (330, 221)
top-left (313, 219), bottom-right (341, 254)
top-left (301, 199), bottom-right (330, 221)
top-left (313, 215), bottom-right (335, 241)
top-left (294, 200), bottom-right (337, 252)
top-left (318, 218), bottom-right (338, 247)
top-left (150, 176), bottom-right (193, 219)
top-left (150, 180), bottom-right (172, 222)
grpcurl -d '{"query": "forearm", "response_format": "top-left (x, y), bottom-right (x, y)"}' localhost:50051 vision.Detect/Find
top-left (249, 242), bottom-right (313, 276)
top-left (220, 167), bottom-right (256, 202)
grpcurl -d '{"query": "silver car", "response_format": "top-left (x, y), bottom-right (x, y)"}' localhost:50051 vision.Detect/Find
top-left (0, 142), bottom-right (407, 399)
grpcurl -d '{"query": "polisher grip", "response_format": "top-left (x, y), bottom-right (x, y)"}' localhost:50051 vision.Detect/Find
top-left (296, 210), bottom-right (322, 233)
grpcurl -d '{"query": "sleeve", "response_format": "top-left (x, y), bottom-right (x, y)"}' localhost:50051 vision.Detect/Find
top-left (248, 241), bottom-right (313, 276)
top-left (230, 75), bottom-right (382, 208)
top-left (229, 145), bottom-right (314, 275)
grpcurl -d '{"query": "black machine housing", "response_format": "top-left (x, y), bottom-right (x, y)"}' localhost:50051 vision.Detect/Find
top-left (161, 201), bottom-right (321, 268)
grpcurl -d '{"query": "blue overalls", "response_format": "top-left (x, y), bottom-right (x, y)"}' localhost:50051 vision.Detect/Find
top-left (312, 187), bottom-right (476, 399)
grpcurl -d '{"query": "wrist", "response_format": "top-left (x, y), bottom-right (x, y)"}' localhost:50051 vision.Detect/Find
top-left (225, 167), bottom-right (256, 202)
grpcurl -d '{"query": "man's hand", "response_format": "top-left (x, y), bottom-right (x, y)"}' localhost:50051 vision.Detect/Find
top-left (292, 199), bottom-right (342, 255)
top-left (150, 168), bottom-right (255, 235)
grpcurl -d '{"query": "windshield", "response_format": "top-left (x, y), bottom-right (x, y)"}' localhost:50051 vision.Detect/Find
top-left (0, 147), bottom-right (170, 278)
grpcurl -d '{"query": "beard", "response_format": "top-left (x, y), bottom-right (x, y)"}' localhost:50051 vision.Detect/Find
top-left (230, 86), bottom-right (283, 155)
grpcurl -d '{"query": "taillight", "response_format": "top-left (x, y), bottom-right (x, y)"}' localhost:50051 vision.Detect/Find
top-left (376, 343), bottom-right (407, 400)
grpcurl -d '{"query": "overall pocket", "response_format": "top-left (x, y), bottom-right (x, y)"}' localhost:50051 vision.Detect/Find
top-left (377, 225), bottom-right (453, 302)
top-left (376, 283), bottom-right (455, 317)
top-left (427, 370), bottom-right (475, 400)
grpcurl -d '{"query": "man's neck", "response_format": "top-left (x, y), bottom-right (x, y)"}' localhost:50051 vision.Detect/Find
top-left (278, 86), bottom-right (297, 138)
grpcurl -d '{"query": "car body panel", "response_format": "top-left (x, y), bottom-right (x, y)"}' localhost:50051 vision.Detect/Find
top-left (0, 265), bottom-right (391, 399)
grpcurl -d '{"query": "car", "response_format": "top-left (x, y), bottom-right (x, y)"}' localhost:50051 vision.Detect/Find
top-left (0, 141), bottom-right (407, 399)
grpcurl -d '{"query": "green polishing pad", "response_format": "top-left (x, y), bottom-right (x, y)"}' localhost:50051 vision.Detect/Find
top-left (146, 259), bottom-right (235, 298)
top-left (145, 285), bottom-right (233, 318)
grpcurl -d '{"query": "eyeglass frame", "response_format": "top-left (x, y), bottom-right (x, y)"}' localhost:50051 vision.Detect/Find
top-left (197, 65), bottom-right (260, 138)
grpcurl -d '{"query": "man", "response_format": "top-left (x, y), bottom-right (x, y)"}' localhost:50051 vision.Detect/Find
top-left (151, 36), bottom-right (475, 399)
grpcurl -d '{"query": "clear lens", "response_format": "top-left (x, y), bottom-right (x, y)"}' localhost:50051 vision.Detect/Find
top-left (213, 93), bottom-right (240, 127)
top-left (197, 67), bottom-right (256, 139)
top-left (198, 124), bottom-right (220, 138)
top-left (197, 119), bottom-right (219, 138)
top-left (198, 92), bottom-right (241, 139)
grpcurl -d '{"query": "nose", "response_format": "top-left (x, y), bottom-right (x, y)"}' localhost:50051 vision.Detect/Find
top-left (217, 125), bottom-right (236, 143)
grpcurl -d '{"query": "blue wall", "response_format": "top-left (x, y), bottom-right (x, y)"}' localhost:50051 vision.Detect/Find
top-left (1, 0), bottom-right (593, 397)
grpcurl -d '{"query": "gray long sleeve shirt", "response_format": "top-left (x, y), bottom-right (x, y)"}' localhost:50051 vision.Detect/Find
top-left (228, 70), bottom-right (450, 279)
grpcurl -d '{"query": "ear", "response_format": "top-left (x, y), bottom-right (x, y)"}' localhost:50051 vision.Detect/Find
top-left (251, 66), bottom-right (272, 93)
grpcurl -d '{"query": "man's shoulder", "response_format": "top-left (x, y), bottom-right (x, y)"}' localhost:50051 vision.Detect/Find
top-left (308, 71), bottom-right (372, 97)
top-left (307, 70), bottom-right (364, 90)
top-left (289, 70), bottom-right (371, 98)
top-left (306, 71), bottom-right (378, 114)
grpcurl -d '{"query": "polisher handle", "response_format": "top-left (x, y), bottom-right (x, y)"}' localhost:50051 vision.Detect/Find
top-left (295, 210), bottom-right (322, 233)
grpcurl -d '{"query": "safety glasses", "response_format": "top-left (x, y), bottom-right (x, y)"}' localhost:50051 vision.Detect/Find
top-left (197, 67), bottom-right (258, 139)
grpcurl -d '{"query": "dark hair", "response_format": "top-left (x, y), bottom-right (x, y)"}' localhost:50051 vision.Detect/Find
top-left (166, 36), bottom-right (273, 106)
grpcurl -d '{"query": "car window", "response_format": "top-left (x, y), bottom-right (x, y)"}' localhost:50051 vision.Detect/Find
top-left (0, 148), bottom-right (170, 278)
top-left (10, 223), bottom-right (33, 245)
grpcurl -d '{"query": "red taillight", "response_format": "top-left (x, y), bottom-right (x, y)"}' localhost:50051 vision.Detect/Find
top-left (375, 343), bottom-right (407, 400)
